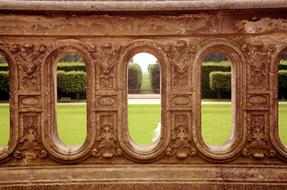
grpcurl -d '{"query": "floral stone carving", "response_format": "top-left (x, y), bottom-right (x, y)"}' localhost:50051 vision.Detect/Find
top-left (166, 114), bottom-right (196, 159)
top-left (14, 115), bottom-right (47, 163)
top-left (91, 114), bottom-right (122, 158)
top-left (242, 113), bottom-right (276, 159)
top-left (162, 40), bottom-right (195, 89)
top-left (242, 42), bottom-right (274, 90)
top-left (88, 43), bottom-right (123, 90)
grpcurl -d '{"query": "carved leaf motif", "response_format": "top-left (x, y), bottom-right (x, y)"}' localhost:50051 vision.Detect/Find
top-left (162, 40), bottom-right (196, 71)
top-left (9, 43), bottom-right (48, 92)
top-left (14, 115), bottom-right (47, 164)
top-left (242, 114), bottom-right (276, 159)
top-left (92, 114), bottom-right (122, 159)
top-left (242, 42), bottom-right (274, 90)
top-left (88, 43), bottom-right (122, 90)
top-left (166, 114), bottom-right (196, 159)
top-left (162, 40), bottom-right (195, 89)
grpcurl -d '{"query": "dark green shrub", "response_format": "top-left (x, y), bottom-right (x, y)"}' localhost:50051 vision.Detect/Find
top-left (128, 64), bottom-right (142, 93)
top-left (0, 71), bottom-right (9, 100)
top-left (0, 62), bottom-right (86, 72)
top-left (148, 63), bottom-right (160, 93)
top-left (57, 71), bottom-right (86, 100)
top-left (0, 64), bottom-right (8, 71)
top-left (201, 62), bottom-right (231, 98)
top-left (209, 71), bottom-right (231, 99)
top-left (279, 61), bottom-right (287, 70)
top-left (57, 62), bottom-right (86, 72)
top-left (279, 70), bottom-right (287, 100)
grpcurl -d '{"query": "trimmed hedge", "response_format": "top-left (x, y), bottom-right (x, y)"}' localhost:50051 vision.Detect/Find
top-left (279, 70), bottom-right (287, 100)
top-left (57, 62), bottom-right (86, 72)
top-left (202, 61), bottom-right (287, 98)
top-left (0, 71), bottom-right (9, 100)
top-left (57, 71), bottom-right (87, 99)
top-left (148, 63), bottom-right (160, 93)
top-left (0, 62), bottom-right (86, 72)
top-left (0, 63), bottom-right (8, 71)
top-left (201, 62), bottom-right (231, 98)
top-left (128, 64), bottom-right (142, 93)
top-left (209, 70), bottom-right (287, 100)
top-left (209, 71), bottom-right (231, 99)
top-left (279, 61), bottom-right (287, 70)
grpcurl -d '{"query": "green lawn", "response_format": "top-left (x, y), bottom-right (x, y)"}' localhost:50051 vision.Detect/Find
top-left (128, 104), bottom-right (160, 144)
top-left (0, 104), bottom-right (287, 146)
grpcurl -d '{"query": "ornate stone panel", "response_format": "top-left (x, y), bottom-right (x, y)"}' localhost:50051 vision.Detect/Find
top-left (246, 93), bottom-right (270, 110)
top-left (9, 44), bottom-right (47, 93)
top-left (161, 40), bottom-right (195, 91)
top-left (92, 112), bottom-right (122, 159)
top-left (95, 95), bottom-right (118, 111)
top-left (88, 43), bottom-right (122, 91)
top-left (18, 95), bottom-right (41, 112)
top-left (242, 42), bottom-right (274, 91)
top-left (14, 114), bottom-right (47, 164)
top-left (0, 3), bottom-right (287, 188)
top-left (242, 112), bottom-right (276, 159)
top-left (166, 112), bottom-right (196, 159)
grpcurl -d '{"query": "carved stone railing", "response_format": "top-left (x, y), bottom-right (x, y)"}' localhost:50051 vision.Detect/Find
top-left (0, 0), bottom-right (287, 189)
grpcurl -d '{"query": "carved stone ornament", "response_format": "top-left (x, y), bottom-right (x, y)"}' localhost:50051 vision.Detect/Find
top-left (9, 43), bottom-right (48, 92)
top-left (162, 40), bottom-right (195, 89)
top-left (14, 115), bottom-right (47, 163)
top-left (88, 43), bottom-right (122, 90)
top-left (91, 114), bottom-right (122, 158)
top-left (242, 114), bottom-right (276, 159)
top-left (242, 42), bottom-right (274, 90)
top-left (166, 114), bottom-right (196, 159)
top-left (1, 3), bottom-right (287, 189)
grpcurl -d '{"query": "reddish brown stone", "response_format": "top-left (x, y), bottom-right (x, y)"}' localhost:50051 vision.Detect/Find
top-left (0, 0), bottom-right (287, 189)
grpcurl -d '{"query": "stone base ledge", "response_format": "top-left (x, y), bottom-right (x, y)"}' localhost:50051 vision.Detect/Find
top-left (0, 0), bottom-right (287, 12)
top-left (0, 165), bottom-right (287, 189)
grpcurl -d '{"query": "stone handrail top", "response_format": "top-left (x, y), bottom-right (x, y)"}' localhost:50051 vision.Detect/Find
top-left (0, 0), bottom-right (286, 12)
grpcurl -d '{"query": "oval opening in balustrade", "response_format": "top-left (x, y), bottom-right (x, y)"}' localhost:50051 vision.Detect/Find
top-left (128, 52), bottom-right (161, 146)
top-left (55, 53), bottom-right (86, 146)
top-left (0, 52), bottom-right (10, 148)
top-left (201, 52), bottom-right (234, 147)
top-left (278, 52), bottom-right (287, 145)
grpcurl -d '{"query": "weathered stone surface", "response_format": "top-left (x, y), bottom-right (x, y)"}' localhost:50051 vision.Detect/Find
top-left (0, 0), bottom-right (287, 189)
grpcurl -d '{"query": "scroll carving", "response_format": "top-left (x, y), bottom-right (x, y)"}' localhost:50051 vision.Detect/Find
top-left (91, 114), bottom-right (122, 158)
top-left (19, 95), bottom-right (41, 110)
top-left (14, 115), bottom-right (47, 163)
top-left (9, 43), bottom-right (47, 92)
top-left (242, 113), bottom-right (276, 159)
top-left (166, 114), bottom-right (196, 159)
top-left (97, 96), bottom-right (116, 106)
top-left (242, 42), bottom-right (274, 90)
top-left (162, 40), bottom-right (195, 89)
top-left (171, 95), bottom-right (192, 106)
top-left (246, 94), bottom-right (269, 108)
top-left (88, 43), bottom-right (122, 90)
